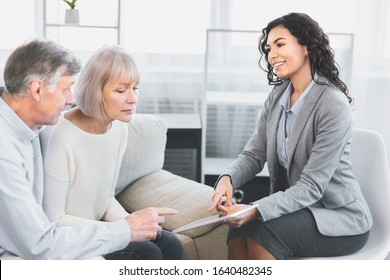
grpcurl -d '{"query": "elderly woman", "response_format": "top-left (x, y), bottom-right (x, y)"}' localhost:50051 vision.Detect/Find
top-left (41, 45), bottom-right (183, 260)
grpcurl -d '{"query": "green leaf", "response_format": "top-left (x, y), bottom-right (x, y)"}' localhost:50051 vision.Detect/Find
top-left (62, 0), bottom-right (77, 9)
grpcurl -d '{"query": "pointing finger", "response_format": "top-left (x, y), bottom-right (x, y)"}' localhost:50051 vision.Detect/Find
top-left (155, 207), bottom-right (178, 216)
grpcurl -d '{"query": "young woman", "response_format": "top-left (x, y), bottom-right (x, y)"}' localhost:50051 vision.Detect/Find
top-left (209, 13), bottom-right (372, 260)
top-left (41, 45), bottom-right (182, 260)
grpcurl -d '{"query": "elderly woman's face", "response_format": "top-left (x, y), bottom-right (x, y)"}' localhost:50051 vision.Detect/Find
top-left (265, 25), bottom-right (310, 80)
top-left (102, 77), bottom-right (138, 123)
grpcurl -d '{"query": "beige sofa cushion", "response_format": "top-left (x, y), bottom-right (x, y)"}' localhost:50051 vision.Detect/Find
top-left (117, 170), bottom-right (222, 239)
top-left (115, 114), bottom-right (167, 195)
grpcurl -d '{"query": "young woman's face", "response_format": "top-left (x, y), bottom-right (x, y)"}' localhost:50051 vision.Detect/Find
top-left (266, 25), bottom-right (310, 81)
top-left (102, 77), bottom-right (138, 123)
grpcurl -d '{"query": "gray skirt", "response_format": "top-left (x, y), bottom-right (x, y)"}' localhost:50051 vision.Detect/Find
top-left (227, 208), bottom-right (369, 259)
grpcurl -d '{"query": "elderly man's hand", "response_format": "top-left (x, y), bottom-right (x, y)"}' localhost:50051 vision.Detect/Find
top-left (125, 207), bottom-right (177, 242)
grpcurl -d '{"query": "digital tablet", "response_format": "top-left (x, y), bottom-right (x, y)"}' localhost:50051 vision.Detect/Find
top-left (173, 203), bottom-right (259, 234)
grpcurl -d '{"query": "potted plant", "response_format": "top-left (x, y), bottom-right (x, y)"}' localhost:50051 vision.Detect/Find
top-left (62, 0), bottom-right (79, 25)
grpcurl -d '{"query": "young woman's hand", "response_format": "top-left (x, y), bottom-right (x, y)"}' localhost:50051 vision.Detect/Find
top-left (208, 175), bottom-right (233, 212)
top-left (221, 204), bottom-right (261, 228)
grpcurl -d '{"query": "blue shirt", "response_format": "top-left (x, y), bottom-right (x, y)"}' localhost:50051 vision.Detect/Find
top-left (277, 79), bottom-right (316, 168)
top-left (0, 94), bottom-right (130, 259)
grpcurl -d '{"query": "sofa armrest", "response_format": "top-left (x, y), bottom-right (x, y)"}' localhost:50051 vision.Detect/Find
top-left (116, 170), bottom-right (222, 239)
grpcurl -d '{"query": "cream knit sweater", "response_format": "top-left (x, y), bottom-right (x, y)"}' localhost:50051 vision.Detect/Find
top-left (41, 115), bottom-right (129, 227)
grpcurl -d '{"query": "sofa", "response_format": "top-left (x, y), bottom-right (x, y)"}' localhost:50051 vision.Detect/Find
top-left (115, 113), bottom-right (229, 260)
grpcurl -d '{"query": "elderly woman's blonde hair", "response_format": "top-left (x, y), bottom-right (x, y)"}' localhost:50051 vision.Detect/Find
top-left (74, 45), bottom-right (140, 121)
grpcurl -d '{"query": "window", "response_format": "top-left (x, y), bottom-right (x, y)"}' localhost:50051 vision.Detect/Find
top-left (384, 2), bottom-right (390, 59)
top-left (0, 0), bottom-right (36, 49)
top-left (121, 0), bottom-right (210, 54)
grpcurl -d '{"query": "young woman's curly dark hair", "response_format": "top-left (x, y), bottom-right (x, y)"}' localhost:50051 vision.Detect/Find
top-left (258, 12), bottom-right (352, 104)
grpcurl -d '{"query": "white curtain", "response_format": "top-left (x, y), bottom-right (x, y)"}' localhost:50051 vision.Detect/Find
top-left (352, 0), bottom-right (390, 164)
top-left (204, 29), bottom-right (271, 158)
top-left (120, 0), bottom-right (210, 115)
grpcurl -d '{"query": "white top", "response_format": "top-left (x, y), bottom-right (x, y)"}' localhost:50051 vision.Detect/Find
top-left (277, 79), bottom-right (315, 168)
top-left (41, 115), bottom-right (129, 227)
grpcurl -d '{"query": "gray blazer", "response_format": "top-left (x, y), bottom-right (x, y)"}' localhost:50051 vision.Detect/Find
top-left (225, 76), bottom-right (373, 236)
